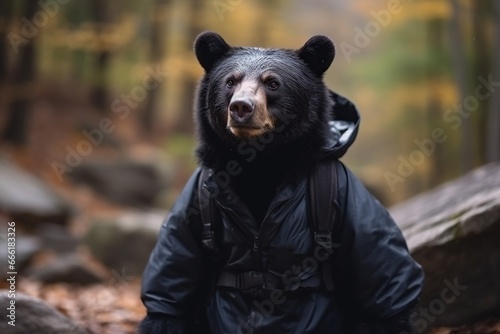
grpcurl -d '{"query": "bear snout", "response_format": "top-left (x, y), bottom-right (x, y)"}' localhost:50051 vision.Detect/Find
top-left (225, 80), bottom-right (273, 138)
top-left (229, 97), bottom-right (255, 124)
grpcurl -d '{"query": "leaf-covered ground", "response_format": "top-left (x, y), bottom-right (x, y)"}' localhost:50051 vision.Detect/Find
top-left (17, 279), bottom-right (145, 334)
top-left (14, 278), bottom-right (500, 334)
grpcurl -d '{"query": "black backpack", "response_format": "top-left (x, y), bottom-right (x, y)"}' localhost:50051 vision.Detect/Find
top-left (197, 159), bottom-right (343, 291)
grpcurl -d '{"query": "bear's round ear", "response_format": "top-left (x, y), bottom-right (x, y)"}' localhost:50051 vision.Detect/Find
top-left (194, 31), bottom-right (231, 72)
top-left (297, 35), bottom-right (335, 76)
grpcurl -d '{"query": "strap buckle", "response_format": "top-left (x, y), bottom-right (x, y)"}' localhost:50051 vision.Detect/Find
top-left (314, 232), bottom-right (340, 250)
top-left (202, 223), bottom-right (216, 250)
top-left (241, 271), bottom-right (263, 289)
top-left (219, 271), bottom-right (263, 289)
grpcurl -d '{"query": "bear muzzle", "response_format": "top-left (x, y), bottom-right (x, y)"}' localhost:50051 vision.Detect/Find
top-left (226, 102), bottom-right (273, 137)
top-left (229, 97), bottom-right (255, 124)
top-left (226, 81), bottom-right (273, 138)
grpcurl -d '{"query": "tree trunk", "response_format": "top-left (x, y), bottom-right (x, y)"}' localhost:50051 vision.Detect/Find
top-left (142, 0), bottom-right (169, 135)
top-left (486, 0), bottom-right (500, 162)
top-left (90, 0), bottom-right (113, 112)
top-left (450, 0), bottom-right (473, 173)
top-left (177, 0), bottom-right (202, 134)
top-left (0, 0), bottom-right (14, 81)
top-left (426, 19), bottom-right (446, 188)
top-left (472, 0), bottom-right (492, 164)
top-left (2, 0), bottom-right (38, 146)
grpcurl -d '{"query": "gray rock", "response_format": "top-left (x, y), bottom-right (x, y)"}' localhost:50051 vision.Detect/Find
top-left (0, 157), bottom-right (72, 224)
top-left (390, 162), bottom-right (500, 327)
top-left (84, 210), bottom-right (165, 276)
top-left (69, 159), bottom-right (169, 207)
top-left (0, 235), bottom-right (41, 276)
top-left (0, 290), bottom-right (88, 334)
top-left (26, 253), bottom-right (106, 285)
top-left (37, 223), bottom-right (79, 254)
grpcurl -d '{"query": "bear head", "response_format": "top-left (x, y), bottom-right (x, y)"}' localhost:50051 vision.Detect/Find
top-left (193, 32), bottom-right (335, 170)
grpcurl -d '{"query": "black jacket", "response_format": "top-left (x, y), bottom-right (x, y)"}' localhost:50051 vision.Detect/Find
top-left (141, 94), bottom-right (424, 333)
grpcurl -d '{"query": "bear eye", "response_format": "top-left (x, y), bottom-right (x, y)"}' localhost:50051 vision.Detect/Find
top-left (267, 81), bottom-right (279, 90)
top-left (226, 79), bottom-right (235, 88)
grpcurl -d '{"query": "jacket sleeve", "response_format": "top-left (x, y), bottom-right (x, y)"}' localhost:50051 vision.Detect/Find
top-left (334, 162), bottom-right (424, 323)
top-left (141, 169), bottom-right (207, 318)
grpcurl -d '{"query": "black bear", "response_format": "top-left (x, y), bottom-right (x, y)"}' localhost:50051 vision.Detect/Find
top-left (139, 32), bottom-right (423, 334)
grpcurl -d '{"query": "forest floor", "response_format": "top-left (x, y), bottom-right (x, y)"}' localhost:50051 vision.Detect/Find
top-left (10, 277), bottom-right (500, 334)
top-left (15, 279), bottom-right (145, 334)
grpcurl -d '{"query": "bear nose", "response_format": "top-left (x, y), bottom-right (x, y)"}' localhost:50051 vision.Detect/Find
top-left (229, 98), bottom-right (254, 124)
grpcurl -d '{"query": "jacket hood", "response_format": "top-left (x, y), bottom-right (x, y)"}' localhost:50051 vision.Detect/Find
top-left (321, 90), bottom-right (360, 159)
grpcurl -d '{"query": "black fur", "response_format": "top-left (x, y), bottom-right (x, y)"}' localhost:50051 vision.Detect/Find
top-left (194, 32), bottom-right (334, 221)
top-left (194, 32), bottom-right (231, 72)
top-left (297, 35), bottom-right (336, 76)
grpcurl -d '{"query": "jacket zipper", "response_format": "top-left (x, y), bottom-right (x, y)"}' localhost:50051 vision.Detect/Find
top-left (218, 192), bottom-right (296, 333)
top-left (253, 196), bottom-right (292, 271)
top-left (249, 310), bottom-right (256, 334)
top-left (215, 200), bottom-right (256, 243)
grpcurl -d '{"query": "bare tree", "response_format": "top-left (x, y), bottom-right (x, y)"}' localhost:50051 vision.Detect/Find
top-left (142, 0), bottom-right (169, 135)
top-left (486, 0), bottom-right (500, 162)
top-left (472, 0), bottom-right (492, 164)
top-left (90, 0), bottom-right (114, 112)
top-left (2, 0), bottom-right (38, 145)
top-left (0, 1), bottom-right (14, 81)
top-left (426, 18), bottom-right (446, 187)
top-left (450, 0), bottom-right (473, 172)
top-left (177, 0), bottom-right (202, 134)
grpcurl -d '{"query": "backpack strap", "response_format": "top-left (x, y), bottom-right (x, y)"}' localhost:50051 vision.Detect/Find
top-left (199, 162), bottom-right (343, 292)
top-left (198, 167), bottom-right (217, 251)
top-left (194, 168), bottom-right (222, 331)
top-left (307, 159), bottom-right (342, 291)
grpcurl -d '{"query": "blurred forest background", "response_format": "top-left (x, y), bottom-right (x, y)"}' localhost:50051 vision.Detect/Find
top-left (1, 0), bottom-right (499, 204)
top-left (0, 0), bottom-right (499, 333)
